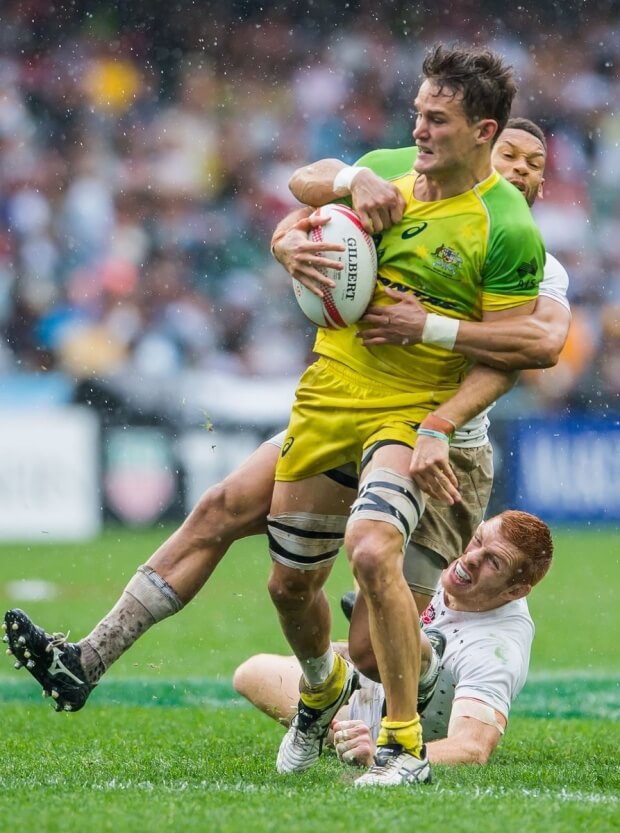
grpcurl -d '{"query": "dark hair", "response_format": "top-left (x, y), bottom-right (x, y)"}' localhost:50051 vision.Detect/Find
top-left (422, 43), bottom-right (517, 140)
top-left (498, 510), bottom-right (553, 588)
top-left (505, 117), bottom-right (547, 152)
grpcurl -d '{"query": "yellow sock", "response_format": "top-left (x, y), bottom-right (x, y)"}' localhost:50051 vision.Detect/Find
top-left (300, 654), bottom-right (347, 709)
top-left (376, 714), bottom-right (423, 758)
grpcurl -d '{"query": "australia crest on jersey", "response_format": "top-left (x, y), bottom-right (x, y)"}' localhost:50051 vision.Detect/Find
top-left (431, 243), bottom-right (463, 277)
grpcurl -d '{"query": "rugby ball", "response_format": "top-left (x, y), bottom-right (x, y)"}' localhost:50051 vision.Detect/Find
top-left (292, 203), bottom-right (377, 329)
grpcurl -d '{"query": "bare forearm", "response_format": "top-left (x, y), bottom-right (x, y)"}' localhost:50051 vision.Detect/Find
top-left (361, 295), bottom-right (569, 371)
top-left (455, 315), bottom-right (566, 370)
top-left (333, 714), bottom-right (501, 768)
top-left (426, 736), bottom-right (492, 765)
top-left (426, 716), bottom-right (501, 765)
top-left (433, 364), bottom-right (518, 429)
top-left (410, 364), bottom-right (516, 504)
top-left (334, 729), bottom-right (493, 768)
top-left (288, 159), bottom-right (346, 207)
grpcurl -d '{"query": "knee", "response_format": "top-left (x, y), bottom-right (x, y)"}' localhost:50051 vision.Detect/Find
top-left (187, 479), bottom-right (253, 542)
top-left (345, 525), bottom-right (397, 589)
top-left (232, 655), bottom-right (263, 699)
top-left (187, 482), bottom-right (227, 533)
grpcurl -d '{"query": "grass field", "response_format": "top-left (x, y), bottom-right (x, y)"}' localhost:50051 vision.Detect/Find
top-left (1, 526), bottom-right (619, 833)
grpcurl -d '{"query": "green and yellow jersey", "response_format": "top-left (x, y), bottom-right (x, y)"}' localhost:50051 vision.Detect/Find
top-left (314, 146), bottom-right (545, 395)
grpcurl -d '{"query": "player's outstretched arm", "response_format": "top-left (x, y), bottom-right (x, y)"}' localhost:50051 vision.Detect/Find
top-left (361, 289), bottom-right (570, 371)
top-left (288, 160), bottom-right (405, 234)
top-left (425, 703), bottom-right (506, 765)
top-left (452, 296), bottom-right (570, 370)
top-left (410, 300), bottom-right (537, 503)
top-left (332, 707), bottom-right (505, 768)
top-left (436, 363), bottom-right (519, 428)
top-left (410, 355), bottom-right (519, 506)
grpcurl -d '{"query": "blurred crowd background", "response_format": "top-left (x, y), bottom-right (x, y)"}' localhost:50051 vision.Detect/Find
top-left (1, 0), bottom-right (620, 422)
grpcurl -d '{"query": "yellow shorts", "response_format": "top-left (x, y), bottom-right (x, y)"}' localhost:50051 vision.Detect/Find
top-left (276, 356), bottom-right (451, 482)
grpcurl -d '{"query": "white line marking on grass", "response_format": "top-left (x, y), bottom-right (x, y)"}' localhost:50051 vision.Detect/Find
top-left (3, 775), bottom-right (615, 803)
top-left (439, 786), bottom-right (620, 805)
top-left (81, 781), bottom-right (620, 804)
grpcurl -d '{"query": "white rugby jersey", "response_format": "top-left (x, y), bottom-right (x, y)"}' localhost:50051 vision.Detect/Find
top-left (348, 587), bottom-right (534, 741)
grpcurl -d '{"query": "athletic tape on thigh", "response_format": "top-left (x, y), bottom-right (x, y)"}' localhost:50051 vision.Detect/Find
top-left (349, 468), bottom-right (425, 547)
top-left (267, 512), bottom-right (347, 571)
top-left (448, 698), bottom-right (505, 736)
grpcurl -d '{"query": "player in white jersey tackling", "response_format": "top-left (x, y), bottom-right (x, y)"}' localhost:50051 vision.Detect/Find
top-left (233, 510), bottom-right (553, 769)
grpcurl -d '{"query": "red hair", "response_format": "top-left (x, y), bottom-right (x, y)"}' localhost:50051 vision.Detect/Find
top-left (498, 510), bottom-right (553, 588)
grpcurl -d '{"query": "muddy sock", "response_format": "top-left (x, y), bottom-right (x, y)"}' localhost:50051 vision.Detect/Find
top-left (78, 565), bottom-right (183, 685)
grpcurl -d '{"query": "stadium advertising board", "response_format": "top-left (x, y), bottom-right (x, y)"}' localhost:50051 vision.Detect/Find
top-left (509, 416), bottom-right (620, 522)
top-left (176, 429), bottom-right (263, 513)
top-left (0, 408), bottom-right (101, 540)
top-left (103, 427), bottom-right (178, 526)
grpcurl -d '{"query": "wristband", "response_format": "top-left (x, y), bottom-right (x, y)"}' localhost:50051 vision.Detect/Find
top-left (417, 428), bottom-right (450, 444)
top-left (332, 166), bottom-right (369, 196)
top-left (422, 313), bottom-right (460, 350)
top-left (420, 413), bottom-right (457, 436)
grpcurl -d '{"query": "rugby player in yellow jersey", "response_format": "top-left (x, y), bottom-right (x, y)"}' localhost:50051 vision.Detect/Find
top-left (268, 44), bottom-right (544, 787)
top-left (271, 117), bottom-right (569, 689)
top-left (279, 116), bottom-right (568, 511)
top-left (356, 118), bottom-right (562, 361)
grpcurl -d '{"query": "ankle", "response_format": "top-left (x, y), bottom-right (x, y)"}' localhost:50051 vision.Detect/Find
top-left (299, 645), bottom-right (335, 689)
top-left (300, 653), bottom-right (346, 709)
top-left (77, 640), bottom-right (106, 685)
top-left (377, 715), bottom-right (422, 757)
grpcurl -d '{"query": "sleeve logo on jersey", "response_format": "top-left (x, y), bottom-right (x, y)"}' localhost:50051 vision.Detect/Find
top-left (281, 437), bottom-right (295, 457)
top-left (516, 258), bottom-right (539, 290)
top-left (431, 244), bottom-right (464, 278)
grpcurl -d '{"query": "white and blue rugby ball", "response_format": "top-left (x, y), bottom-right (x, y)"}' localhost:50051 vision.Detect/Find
top-left (292, 203), bottom-right (377, 329)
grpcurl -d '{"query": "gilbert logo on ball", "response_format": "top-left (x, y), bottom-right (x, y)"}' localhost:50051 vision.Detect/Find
top-left (292, 204), bottom-right (378, 329)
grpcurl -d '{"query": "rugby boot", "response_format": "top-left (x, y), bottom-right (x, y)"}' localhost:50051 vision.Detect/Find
top-left (277, 654), bottom-right (359, 774)
top-left (3, 609), bottom-right (93, 712)
top-left (340, 590), bottom-right (357, 622)
top-left (354, 743), bottom-right (432, 787)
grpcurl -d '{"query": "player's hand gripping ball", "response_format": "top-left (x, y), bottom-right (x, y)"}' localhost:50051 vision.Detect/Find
top-left (292, 204), bottom-right (377, 328)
